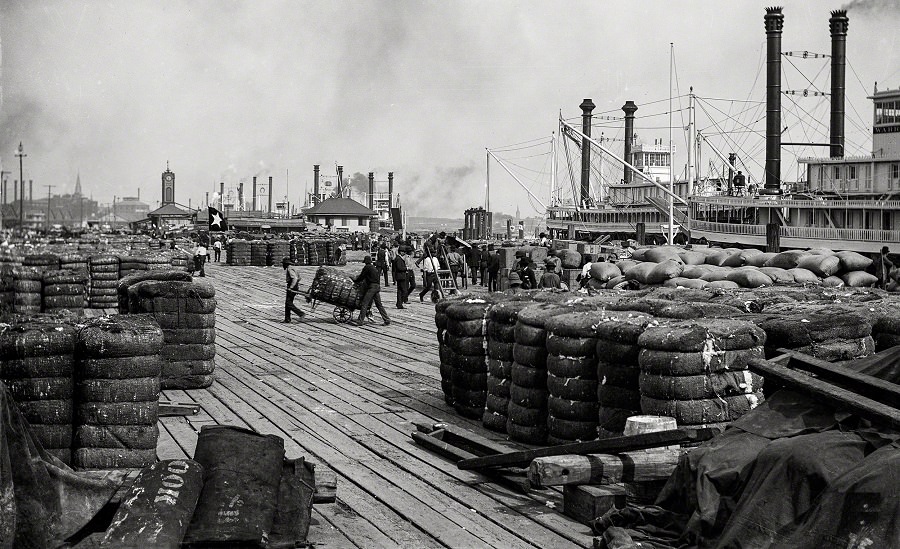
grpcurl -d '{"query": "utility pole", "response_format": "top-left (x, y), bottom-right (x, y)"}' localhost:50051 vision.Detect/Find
top-left (45, 185), bottom-right (54, 233)
top-left (15, 143), bottom-right (26, 231)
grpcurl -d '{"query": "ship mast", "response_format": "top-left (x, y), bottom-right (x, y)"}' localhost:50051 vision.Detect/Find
top-left (667, 42), bottom-right (675, 245)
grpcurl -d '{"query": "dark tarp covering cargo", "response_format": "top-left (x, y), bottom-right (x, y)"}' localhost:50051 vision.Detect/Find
top-left (591, 346), bottom-right (900, 549)
top-left (0, 381), bottom-right (125, 549)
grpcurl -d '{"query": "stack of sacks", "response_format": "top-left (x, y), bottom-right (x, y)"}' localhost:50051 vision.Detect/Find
top-left (623, 246), bottom-right (883, 290)
top-left (12, 267), bottom-right (43, 314)
top-left (848, 296), bottom-right (900, 350)
top-left (586, 262), bottom-right (622, 291)
top-left (307, 267), bottom-right (363, 310)
top-left (592, 312), bottom-right (655, 436)
top-left (250, 240), bottom-right (268, 266)
top-left (170, 250), bottom-right (193, 272)
top-left (290, 240), bottom-right (307, 266)
top-left (42, 269), bottom-right (88, 315)
top-left (130, 237), bottom-right (150, 252)
top-left (74, 314), bottom-right (163, 469)
top-left (435, 297), bottom-right (465, 405)
top-left (544, 311), bottom-right (604, 443)
top-left (444, 298), bottom-right (498, 418)
top-left (116, 270), bottom-right (193, 313)
top-left (267, 240), bottom-right (291, 266)
top-left (306, 240), bottom-right (320, 265)
top-left (129, 280), bottom-right (217, 389)
top-left (754, 303), bottom-right (875, 361)
top-left (89, 255), bottom-right (120, 309)
top-left (508, 301), bottom-right (587, 444)
top-left (0, 266), bottom-right (14, 315)
top-left (637, 318), bottom-right (766, 430)
top-left (482, 298), bottom-right (533, 432)
top-left (119, 255), bottom-right (149, 278)
top-left (145, 254), bottom-right (172, 271)
top-left (227, 239), bottom-right (251, 266)
top-left (313, 240), bottom-right (328, 266)
top-left (0, 318), bottom-right (77, 465)
top-left (23, 253), bottom-right (61, 273)
top-left (59, 254), bottom-right (89, 275)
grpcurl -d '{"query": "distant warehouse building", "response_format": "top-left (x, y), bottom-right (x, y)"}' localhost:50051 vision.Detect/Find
top-left (302, 197), bottom-right (378, 233)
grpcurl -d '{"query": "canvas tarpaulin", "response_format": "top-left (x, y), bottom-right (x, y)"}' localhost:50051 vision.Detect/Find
top-left (0, 381), bottom-right (125, 549)
top-left (592, 347), bottom-right (900, 549)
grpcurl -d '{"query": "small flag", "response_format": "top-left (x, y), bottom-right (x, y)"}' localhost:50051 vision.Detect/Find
top-left (208, 206), bottom-right (225, 231)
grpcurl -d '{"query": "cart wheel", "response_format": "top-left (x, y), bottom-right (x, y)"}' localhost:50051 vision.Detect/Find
top-left (333, 306), bottom-right (353, 324)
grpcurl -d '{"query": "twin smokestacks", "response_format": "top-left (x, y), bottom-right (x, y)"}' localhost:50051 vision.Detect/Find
top-left (577, 7), bottom-right (847, 202)
top-left (311, 165), bottom-right (394, 208)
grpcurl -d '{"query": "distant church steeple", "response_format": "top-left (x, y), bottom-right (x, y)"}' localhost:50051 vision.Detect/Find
top-left (74, 171), bottom-right (82, 196)
top-left (516, 205), bottom-right (521, 220)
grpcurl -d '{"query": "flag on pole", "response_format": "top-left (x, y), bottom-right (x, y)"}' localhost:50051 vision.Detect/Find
top-left (208, 206), bottom-right (225, 231)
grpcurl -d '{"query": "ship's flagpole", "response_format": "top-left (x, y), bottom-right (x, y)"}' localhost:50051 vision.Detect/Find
top-left (668, 42), bottom-right (675, 245)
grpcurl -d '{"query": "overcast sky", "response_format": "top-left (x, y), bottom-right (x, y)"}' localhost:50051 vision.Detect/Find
top-left (1, 0), bottom-right (899, 218)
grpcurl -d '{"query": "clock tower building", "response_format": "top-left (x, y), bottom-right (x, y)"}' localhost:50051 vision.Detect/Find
top-left (161, 162), bottom-right (175, 205)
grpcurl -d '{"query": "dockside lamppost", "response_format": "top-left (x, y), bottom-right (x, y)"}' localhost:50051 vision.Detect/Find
top-left (15, 142), bottom-right (26, 230)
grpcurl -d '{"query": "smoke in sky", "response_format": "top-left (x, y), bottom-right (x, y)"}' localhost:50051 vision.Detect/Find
top-left (0, 1), bottom-right (898, 216)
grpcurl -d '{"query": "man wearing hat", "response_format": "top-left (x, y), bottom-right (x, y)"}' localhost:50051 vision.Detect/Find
top-left (506, 271), bottom-right (523, 295)
top-left (392, 246), bottom-right (411, 309)
top-left (539, 259), bottom-right (562, 289)
top-left (282, 257), bottom-right (305, 323)
top-left (354, 255), bottom-right (391, 326)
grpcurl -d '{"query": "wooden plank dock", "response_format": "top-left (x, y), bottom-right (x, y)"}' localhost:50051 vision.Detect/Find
top-left (154, 261), bottom-right (595, 548)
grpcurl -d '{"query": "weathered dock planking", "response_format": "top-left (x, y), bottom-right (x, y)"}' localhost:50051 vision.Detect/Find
top-left (151, 262), bottom-right (595, 548)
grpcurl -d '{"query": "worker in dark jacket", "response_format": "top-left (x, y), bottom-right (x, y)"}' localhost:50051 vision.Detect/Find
top-left (354, 255), bottom-right (390, 326)
top-left (375, 244), bottom-right (390, 286)
top-left (480, 245), bottom-right (491, 287)
top-left (487, 249), bottom-right (501, 292)
top-left (282, 257), bottom-right (305, 323)
top-left (392, 247), bottom-right (410, 309)
top-left (519, 258), bottom-right (538, 290)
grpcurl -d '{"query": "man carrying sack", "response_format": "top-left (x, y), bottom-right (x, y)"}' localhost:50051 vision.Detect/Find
top-left (282, 257), bottom-right (305, 323)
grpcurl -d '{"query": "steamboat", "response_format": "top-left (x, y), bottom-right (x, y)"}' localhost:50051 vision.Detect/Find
top-left (544, 8), bottom-right (899, 254)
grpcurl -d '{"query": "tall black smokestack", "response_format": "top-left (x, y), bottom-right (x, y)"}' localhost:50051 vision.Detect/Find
top-left (388, 172), bottom-right (394, 208)
top-left (763, 6), bottom-right (784, 195)
top-left (622, 101), bottom-right (638, 184)
top-left (368, 172), bottom-right (375, 210)
top-left (580, 98), bottom-right (595, 207)
top-left (252, 176), bottom-right (257, 210)
top-left (337, 166), bottom-right (344, 197)
top-left (238, 181), bottom-right (244, 210)
top-left (220, 182), bottom-right (224, 210)
top-left (268, 176), bottom-right (273, 213)
top-left (313, 165), bottom-right (320, 205)
top-left (829, 9), bottom-right (848, 159)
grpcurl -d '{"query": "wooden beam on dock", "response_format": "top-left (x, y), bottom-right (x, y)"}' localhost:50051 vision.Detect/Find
top-left (457, 428), bottom-right (718, 470)
top-left (774, 348), bottom-right (900, 406)
top-left (748, 358), bottom-right (900, 429)
top-left (528, 449), bottom-right (684, 487)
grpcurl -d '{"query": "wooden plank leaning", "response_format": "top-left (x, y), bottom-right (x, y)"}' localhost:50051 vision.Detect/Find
top-left (457, 428), bottom-right (718, 471)
top-left (774, 348), bottom-right (900, 407)
top-left (748, 358), bottom-right (900, 430)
